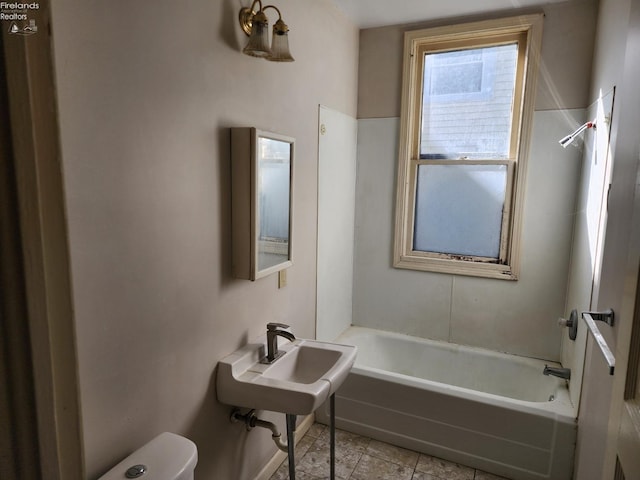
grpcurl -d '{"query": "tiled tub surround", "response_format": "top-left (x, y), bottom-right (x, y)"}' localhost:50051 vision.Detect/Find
top-left (316, 327), bottom-right (577, 480)
top-left (270, 423), bottom-right (511, 480)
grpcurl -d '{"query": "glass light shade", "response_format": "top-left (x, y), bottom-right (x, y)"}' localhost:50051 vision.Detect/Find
top-left (267, 19), bottom-right (294, 62)
top-left (243, 11), bottom-right (271, 58)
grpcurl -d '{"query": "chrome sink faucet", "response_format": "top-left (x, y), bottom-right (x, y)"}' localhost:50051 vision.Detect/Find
top-left (543, 365), bottom-right (571, 380)
top-left (265, 323), bottom-right (296, 363)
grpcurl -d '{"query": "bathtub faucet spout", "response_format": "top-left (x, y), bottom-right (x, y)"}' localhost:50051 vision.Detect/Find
top-left (543, 365), bottom-right (571, 380)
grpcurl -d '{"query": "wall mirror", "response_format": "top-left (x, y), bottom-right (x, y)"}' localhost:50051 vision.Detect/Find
top-left (231, 128), bottom-right (294, 280)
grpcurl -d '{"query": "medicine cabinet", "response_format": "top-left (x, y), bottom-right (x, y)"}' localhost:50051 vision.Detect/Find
top-left (231, 128), bottom-right (294, 280)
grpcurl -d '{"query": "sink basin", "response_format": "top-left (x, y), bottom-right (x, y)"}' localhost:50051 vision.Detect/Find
top-left (216, 337), bottom-right (357, 415)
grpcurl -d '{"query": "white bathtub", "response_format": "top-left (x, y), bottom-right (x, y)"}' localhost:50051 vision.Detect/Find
top-left (316, 327), bottom-right (577, 480)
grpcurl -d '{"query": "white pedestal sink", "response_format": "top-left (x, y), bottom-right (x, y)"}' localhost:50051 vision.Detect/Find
top-left (216, 337), bottom-right (357, 415)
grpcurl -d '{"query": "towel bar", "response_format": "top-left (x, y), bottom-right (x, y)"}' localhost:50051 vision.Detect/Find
top-left (582, 310), bottom-right (615, 375)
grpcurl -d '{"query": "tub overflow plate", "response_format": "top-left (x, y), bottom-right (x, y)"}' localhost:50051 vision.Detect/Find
top-left (125, 464), bottom-right (147, 478)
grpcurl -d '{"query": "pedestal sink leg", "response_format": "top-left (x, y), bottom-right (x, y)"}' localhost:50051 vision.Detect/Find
top-left (286, 414), bottom-right (296, 480)
top-left (330, 394), bottom-right (336, 480)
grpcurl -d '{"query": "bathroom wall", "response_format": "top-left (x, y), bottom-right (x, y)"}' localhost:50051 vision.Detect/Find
top-left (566, 0), bottom-right (639, 476)
top-left (562, 0), bottom-right (634, 408)
top-left (353, 0), bottom-right (598, 360)
top-left (49, 1), bottom-right (358, 478)
top-left (561, 88), bottom-right (615, 409)
top-left (316, 106), bottom-right (358, 342)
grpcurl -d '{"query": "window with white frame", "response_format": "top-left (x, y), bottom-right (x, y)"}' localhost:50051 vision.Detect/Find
top-left (394, 15), bottom-right (543, 280)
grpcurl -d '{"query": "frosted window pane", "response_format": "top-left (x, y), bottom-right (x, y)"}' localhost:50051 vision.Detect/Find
top-left (413, 164), bottom-right (507, 258)
top-left (420, 44), bottom-right (518, 160)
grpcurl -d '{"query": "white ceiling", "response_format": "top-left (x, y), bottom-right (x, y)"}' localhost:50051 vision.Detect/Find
top-left (330, 0), bottom-right (568, 28)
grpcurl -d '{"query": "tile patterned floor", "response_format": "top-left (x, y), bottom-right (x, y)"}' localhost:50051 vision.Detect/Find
top-left (269, 423), bottom-right (512, 480)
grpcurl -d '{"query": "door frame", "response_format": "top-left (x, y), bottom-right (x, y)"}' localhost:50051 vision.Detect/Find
top-left (1, 2), bottom-right (84, 478)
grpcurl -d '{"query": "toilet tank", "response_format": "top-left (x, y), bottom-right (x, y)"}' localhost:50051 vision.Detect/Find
top-left (98, 432), bottom-right (198, 480)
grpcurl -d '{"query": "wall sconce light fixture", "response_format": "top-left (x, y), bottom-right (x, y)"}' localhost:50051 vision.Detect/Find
top-left (239, 0), bottom-right (294, 62)
top-left (559, 120), bottom-right (596, 148)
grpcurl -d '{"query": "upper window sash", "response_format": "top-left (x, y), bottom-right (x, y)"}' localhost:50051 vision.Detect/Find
top-left (412, 32), bottom-right (528, 163)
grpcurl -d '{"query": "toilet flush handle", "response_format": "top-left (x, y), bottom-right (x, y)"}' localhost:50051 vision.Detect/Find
top-left (125, 465), bottom-right (147, 478)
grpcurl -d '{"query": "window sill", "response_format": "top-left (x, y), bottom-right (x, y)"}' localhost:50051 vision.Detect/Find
top-left (393, 253), bottom-right (518, 280)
